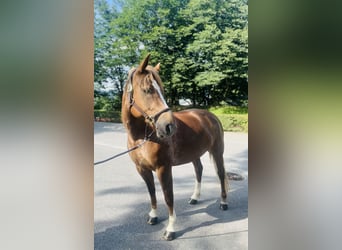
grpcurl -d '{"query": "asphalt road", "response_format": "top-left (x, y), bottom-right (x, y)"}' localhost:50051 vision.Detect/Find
top-left (94, 122), bottom-right (248, 250)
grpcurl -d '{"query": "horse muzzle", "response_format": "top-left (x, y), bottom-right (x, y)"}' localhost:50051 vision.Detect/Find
top-left (155, 112), bottom-right (176, 139)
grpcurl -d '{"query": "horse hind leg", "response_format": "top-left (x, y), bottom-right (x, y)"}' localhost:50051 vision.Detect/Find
top-left (189, 158), bottom-right (203, 205)
top-left (210, 149), bottom-right (229, 210)
top-left (136, 166), bottom-right (158, 225)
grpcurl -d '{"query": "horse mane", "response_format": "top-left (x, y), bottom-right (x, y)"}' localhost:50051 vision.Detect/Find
top-left (121, 68), bottom-right (135, 129)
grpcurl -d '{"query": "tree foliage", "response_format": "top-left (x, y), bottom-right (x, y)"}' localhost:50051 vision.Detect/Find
top-left (94, 0), bottom-right (248, 108)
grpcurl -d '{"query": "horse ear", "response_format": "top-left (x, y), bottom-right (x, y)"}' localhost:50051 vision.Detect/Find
top-left (154, 63), bottom-right (160, 72)
top-left (138, 53), bottom-right (150, 73)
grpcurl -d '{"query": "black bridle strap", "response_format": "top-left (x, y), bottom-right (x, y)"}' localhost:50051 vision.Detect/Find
top-left (130, 99), bottom-right (151, 121)
top-left (130, 98), bottom-right (170, 124)
top-left (151, 107), bottom-right (171, 123)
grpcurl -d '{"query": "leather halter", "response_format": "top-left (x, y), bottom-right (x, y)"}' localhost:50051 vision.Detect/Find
top-left (126, 68), bottom-right (171, 127)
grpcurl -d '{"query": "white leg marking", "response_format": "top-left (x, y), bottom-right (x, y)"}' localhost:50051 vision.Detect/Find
top-left (152, 80), bottom-right (168, 108)
top-left (166, 210), bottom-right (176, 232)
top-left (191, 180), bottom-right (201, 200)
top-left (149, 208), bottom-right (158, 218)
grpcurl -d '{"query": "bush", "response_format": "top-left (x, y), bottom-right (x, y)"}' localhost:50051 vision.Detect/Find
top-left (208, 105), bottom-right (248, 114)
top-left (94, 110), bottom-right (121, 123)
top-left (94, 96), bottom-right (121, 112)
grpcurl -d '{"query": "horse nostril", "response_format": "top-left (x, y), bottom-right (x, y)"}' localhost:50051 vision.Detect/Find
top-left (166, 124), bottom-right (174, 136)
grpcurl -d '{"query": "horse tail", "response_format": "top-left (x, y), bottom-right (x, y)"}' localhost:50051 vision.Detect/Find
top-left (208, 114), bottom-right (229, 202)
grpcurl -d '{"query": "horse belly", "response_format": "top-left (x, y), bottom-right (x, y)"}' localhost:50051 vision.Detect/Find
top-left (172, 130), bottom-right (211, 165)
top-left (173, 147), bottom-right (208, 165)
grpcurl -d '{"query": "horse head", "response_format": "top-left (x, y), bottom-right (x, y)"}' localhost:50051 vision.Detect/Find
top-left (125, 54), bottom-right (175, 139)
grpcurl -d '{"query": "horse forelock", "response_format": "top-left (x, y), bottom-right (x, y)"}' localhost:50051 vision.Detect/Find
top-left (150, 69), bottom-right (163, 88)
top-left (129, 66), bottom-right (163, 91)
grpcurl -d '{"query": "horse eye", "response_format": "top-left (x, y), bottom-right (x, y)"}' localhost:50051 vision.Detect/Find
top-left (144, 87), bottom-right (154, 94)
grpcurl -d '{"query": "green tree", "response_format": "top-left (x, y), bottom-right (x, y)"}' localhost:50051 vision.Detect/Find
top-left (173, 0), bottom-right (248, 106)
top-left (95, 0), bottom-right (248, 108)
top-left (112, 0), bottom-right (190, 105)
top-left (94, 0), bottom-right (128, 109)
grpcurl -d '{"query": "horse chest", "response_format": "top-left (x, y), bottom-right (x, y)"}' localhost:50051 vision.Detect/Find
top-left (130, 141), bottom-right (173, 169)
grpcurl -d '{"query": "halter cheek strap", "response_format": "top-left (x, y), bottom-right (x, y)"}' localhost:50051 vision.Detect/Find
top-left (131, 98), bottom-right (170, 125)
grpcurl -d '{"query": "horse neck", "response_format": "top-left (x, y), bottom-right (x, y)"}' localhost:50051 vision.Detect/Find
top-left (121, 91), bottom-right (146, 139)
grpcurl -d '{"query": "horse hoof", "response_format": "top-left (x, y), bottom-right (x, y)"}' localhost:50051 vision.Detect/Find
top-left (220, 203), bottom-right (228, 210)
top-left (163, 231), bottom-right (176, 241)
top-left (147, 216), bottom-right (158, 225)
top-left (188, 198), bottom-right (198, 205)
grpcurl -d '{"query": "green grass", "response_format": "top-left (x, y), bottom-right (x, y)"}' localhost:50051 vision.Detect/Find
top-left (209, 106), bottom-right (248, 132)
top-left (214, 114), bottom-right (248, 132)
top-left (208, 105), bottom-right (248, 114)
top-left (94, 105), bottom-right (248, 132)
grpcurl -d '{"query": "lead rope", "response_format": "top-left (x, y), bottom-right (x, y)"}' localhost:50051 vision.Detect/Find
top-left (94, 124), bottom-right (154, 166)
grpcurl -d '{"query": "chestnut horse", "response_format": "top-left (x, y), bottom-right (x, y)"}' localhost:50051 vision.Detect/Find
top-left (121, 54), bottom-right (228, 241)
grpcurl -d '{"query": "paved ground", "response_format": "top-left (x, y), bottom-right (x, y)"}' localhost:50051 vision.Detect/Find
top-left (94, 122), bottom-right (248, 250)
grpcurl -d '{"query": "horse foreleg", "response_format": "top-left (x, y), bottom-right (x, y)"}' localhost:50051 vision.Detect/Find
top-left (189, 158), bottom-right (203, 205)
top-left (136, 166), bottom-right (158, 225)
top-left (156, 166), bottom-right (176, 241)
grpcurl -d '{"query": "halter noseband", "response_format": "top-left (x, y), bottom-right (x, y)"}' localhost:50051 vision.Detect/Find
top-left (127, 69), bottom-right (171, 127)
